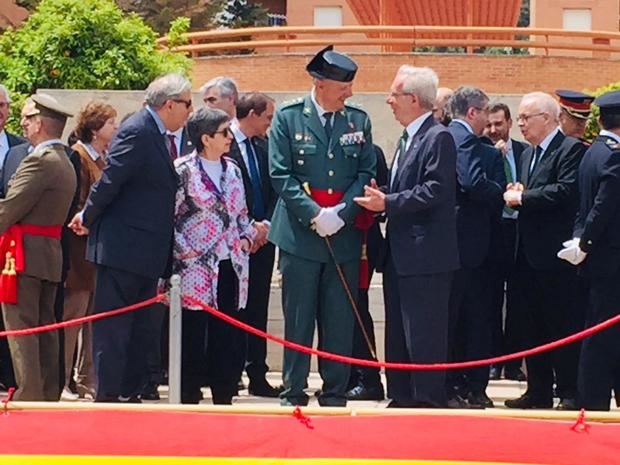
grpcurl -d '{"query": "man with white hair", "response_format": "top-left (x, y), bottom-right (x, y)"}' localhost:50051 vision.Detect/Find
top-left (69, 73), bottom-right (193, 402)
top-left (355, 65), bottom-right (458, 408)
top-left (200, 76), bottom-right (239, 118)
top-left (432, 87), bottom-right (453, 125)
top-left (503, 92), bottom-right (585, 410)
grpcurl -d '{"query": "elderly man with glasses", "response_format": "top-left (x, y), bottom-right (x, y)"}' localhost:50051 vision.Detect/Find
top-left (503, 92), bottom-right (586, 411)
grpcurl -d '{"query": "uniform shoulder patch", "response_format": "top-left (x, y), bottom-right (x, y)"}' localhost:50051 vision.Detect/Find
top-left (604, 138), bottom-right (620, 151)
top-left (279, 97), bottom-right (304, 109)
top-left (344, 101), bottom-right (366, 112)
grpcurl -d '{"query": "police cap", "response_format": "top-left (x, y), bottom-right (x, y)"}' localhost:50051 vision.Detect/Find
top-left (306, 45), bottom-right (358, 82)
top-left (594, 90), bottom-right (620, 112)
top-left (27, 93), bottom-right (73, 120)
top-left (555, 89), bottom-right (594, 120)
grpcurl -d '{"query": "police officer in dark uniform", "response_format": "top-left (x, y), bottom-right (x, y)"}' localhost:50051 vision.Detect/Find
top-left (268, 45), bottom-right (376, 407)
top-left (556, 89), bottom-right (594, 141)
top-left (567, 90), bottom-right (620, 410)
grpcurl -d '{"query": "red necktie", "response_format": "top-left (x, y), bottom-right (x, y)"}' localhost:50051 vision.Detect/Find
top-left (167, 134), bottom-right (178, 160)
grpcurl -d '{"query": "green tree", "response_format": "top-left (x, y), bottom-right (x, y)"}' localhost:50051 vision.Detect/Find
top-left (0, 0), bottom-right (191, 132)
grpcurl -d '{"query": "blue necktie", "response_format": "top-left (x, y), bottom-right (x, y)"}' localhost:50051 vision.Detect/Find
top-left (243, 138), bottom-right (266, 219)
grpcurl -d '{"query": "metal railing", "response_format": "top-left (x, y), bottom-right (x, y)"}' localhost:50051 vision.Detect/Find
top-left (157, 26), bottom-right (620, 58)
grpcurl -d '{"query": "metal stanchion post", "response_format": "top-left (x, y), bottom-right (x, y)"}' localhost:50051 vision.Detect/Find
top-left (168, 274), bottom-right (182, 404)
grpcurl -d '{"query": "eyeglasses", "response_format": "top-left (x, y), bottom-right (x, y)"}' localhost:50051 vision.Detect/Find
top-left (213, 127), bottom-right (231, 137)
top-left (172, 98), bottom-right (192, 109)
top-left (388, 92), bottom-right (414, 99)
top-left (517, 112), bottom-right (545, 123)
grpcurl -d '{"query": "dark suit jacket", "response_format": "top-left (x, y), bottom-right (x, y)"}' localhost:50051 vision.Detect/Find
top-left (368, 144), bottom-right (388, 268)
top-left (227, 135), bottom-right (277, 222)
top-left (385, 115), bottom-right (459, 276)
top-left (517, 130), bottom-right (585, 270)
top-left (574, 135), bottom-right (620, 278)
top-left (511, 139), bottom-right (528, 182)
top-left (1, 142), bottom-right (30, 198)
top-left (178, 127), bottom-right (194, 157)
top-left (83, 108), bottom-right (178, 279)
top-left (449, 121), bottom-right (504, 269)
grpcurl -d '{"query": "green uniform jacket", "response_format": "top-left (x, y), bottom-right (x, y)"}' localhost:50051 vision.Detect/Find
top-left (268, 94), bottom-right (376, 263)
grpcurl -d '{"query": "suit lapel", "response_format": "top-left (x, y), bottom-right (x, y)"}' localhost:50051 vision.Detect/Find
top-left (330, 110), bottom-right (348, 152)
top-left (144, 110), bottom-right (177, 180)
top-left (529, 131), bottom-right (563, 183)
top-left (393, 115), bottom-right (434, 190)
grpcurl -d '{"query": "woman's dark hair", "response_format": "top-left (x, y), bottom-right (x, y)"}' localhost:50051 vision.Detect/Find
top-left (186, 107), bottom-right (230, 152)
top-left (73, 100), bottom-right (117, 144)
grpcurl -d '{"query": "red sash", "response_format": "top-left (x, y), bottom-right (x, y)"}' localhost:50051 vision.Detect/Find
top-left (310, 189), bottom-right (375, 289)
top-left (0, 224), bottom-right (62, 304)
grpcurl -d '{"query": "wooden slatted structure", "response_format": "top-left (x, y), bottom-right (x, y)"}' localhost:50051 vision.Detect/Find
top-left (347, 0), bottom-right (522, 51)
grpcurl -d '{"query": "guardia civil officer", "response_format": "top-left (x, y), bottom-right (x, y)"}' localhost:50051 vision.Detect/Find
top-left (268, 45), bottom-right (376, 407)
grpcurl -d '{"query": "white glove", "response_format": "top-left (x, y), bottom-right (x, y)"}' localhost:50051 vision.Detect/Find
top-left (313, 203), bottom-right (346, 237)
top-left (557, 237), bottom-right (587, 265)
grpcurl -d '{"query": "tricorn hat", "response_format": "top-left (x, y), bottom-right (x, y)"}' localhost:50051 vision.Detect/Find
top-left (306, 45), bottom-right (358, 83)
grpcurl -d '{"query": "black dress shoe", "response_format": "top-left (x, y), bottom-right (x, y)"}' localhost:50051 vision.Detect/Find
top-left (504, 393), bottom-right (552, 409)
top-left (556, 398), bottom-right (578, 411)
top-left (248, 381), bottom-right (284, 398)
top-left (489, 366), bottom-right (501, 380)
top-left (467, 392), bottom-right (494, 408)
top-left (346, 384), bottom-right (385, 401)
top-left (386, 399), bottom-right (408, 408)
top-left (141, 385), bottom-right (160, 401)
top-left (504, 368), bottom-right (527, 382)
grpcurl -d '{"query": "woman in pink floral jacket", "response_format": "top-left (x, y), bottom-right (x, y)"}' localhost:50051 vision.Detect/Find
top-left (173, 107), bottom-right (256, 404)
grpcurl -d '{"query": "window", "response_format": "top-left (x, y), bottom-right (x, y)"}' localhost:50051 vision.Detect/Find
top-left (563, 9), bottom-right (592, 31)
top-left (314, 6), bottom-right (343, 27)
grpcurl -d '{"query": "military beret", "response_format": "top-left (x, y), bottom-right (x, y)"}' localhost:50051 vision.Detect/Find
top-left (594, 90), bottom-right (620, 111)
top-left (28, 93), bottom-right (73, 119)
top-left (306, 45), bottom-right (358, 83)
top-left (555, 89), bottom-right (594, 120)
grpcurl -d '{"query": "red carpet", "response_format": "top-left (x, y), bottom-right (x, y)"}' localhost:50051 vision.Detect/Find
top-left (0, 409), bottom-right (618, 464)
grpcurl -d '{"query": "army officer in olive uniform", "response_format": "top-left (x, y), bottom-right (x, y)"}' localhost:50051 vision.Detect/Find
top-left (269, 45), bottom-right (376, 407)
top-left (0, 94), bottom-right (76, 401)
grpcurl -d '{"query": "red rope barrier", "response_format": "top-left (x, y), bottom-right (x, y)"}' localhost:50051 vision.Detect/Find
top-left (1, 290), bottom-right (618, 372)
top-left (184, 295), bottom-right (620, 371)
top-left (0, 294), bottom-right (165, 338)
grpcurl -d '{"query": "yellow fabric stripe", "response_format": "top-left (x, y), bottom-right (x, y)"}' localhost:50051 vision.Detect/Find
top-left (0, 455), bottom-right (546, 465)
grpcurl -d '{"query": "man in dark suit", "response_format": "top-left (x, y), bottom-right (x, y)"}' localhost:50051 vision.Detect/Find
top-left (445, 87), bottom-right (504, 408)
top-left (355, 65), bottom-right (459, 408)
top-left (69, 73), bottom-right (193, 402)
top-left (563, 90), bottom-right (620, 410)
top-left (504, 92), bottom-right (585, 410)
top-left (484, 101), bottom-right (528, 382)
top-left (346, 144), bottom-right (388, 401)
top-left (228, 92), bottom-right (280, 397)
